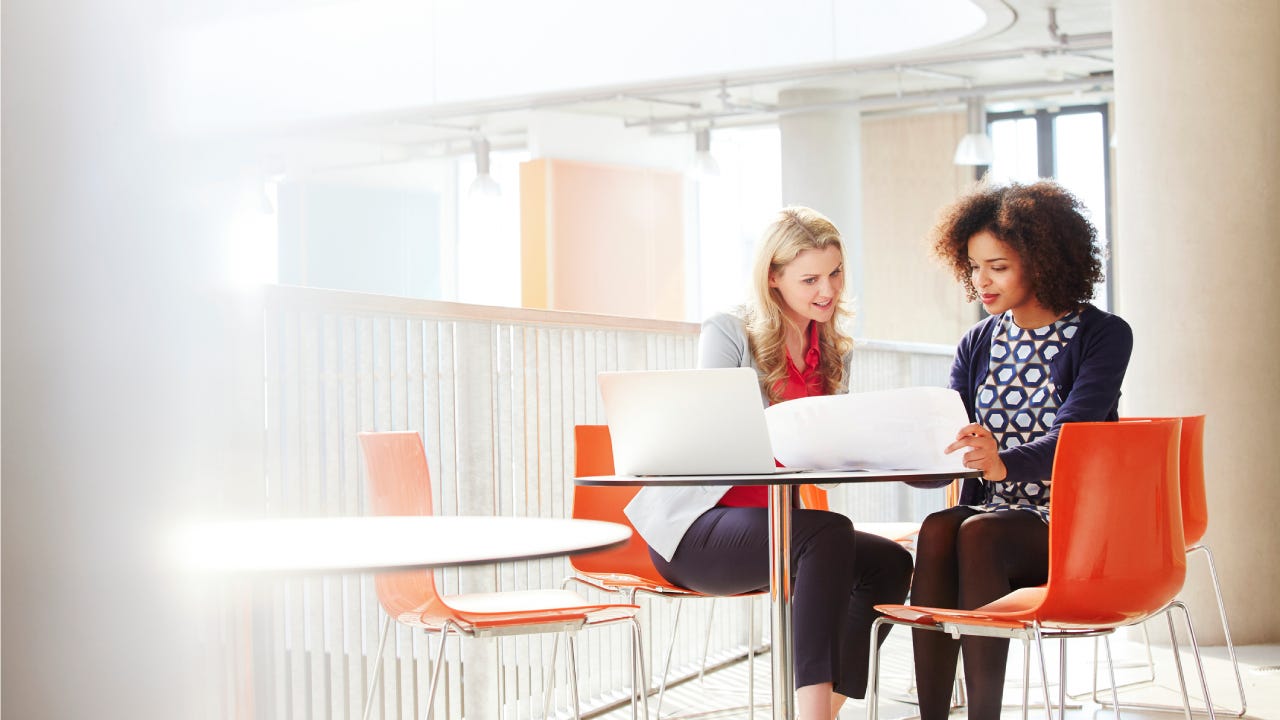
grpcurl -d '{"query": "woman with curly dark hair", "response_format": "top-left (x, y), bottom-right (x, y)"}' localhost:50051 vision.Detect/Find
top-left (910, 180), bottom-right (1133, 720)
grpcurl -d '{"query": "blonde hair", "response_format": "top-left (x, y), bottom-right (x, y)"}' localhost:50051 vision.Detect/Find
top-left (743, 206), bottom-right (854, 404)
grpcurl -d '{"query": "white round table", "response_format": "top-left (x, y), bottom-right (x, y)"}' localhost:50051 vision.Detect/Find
top-left (175, 515), bottom-right (632, 574)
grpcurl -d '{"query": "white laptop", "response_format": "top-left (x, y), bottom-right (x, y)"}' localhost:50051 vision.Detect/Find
top-left (597, 367), bottom-right (796, 476)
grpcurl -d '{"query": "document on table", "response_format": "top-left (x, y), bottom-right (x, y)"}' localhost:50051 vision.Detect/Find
top-left (764, 386), bottom-right (970, 472)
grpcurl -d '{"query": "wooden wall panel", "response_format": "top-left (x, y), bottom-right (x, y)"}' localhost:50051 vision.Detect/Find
top-left (521, 158), bottom-right (685, 321)
top-left (860, 111), bottom-right (979, 345)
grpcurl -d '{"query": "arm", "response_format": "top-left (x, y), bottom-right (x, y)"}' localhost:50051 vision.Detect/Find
top-left (948, 328), bottom-right (978, 418)
top-left (698, 313), bottom-right (750, 369)
top-left (998, 314), bottom-right (1134, 483)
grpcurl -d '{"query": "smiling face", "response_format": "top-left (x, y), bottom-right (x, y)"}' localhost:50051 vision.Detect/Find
top-left (768, 245), bottom-right (845, 329)
top-left (967, 229), bottom-right (1054, 326)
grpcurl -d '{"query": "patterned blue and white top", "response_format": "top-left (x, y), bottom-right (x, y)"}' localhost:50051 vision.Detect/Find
top-left (969, 309), bottom-right (1083, 522)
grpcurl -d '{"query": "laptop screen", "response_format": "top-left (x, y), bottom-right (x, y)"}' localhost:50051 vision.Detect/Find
top-left (597, 367), bottom-right (781, 476)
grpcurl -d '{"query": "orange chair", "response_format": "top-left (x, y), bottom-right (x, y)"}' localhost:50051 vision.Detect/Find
top-left (357, 431), bottom-right (649, 720)
top-left (866, 419), bottom-right (1217, 720)
top-left (1091, 415), bottom-right (1247, 716)
top-left (569, 425), bottom-right (766, 718)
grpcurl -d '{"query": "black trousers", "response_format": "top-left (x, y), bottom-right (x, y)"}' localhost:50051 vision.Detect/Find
top-left (649, 507), bottom-right (913, 698)
top-left (910, 506), bottom-right (1050, 720)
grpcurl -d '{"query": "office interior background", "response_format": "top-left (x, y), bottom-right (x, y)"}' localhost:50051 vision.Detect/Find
top-left (3, 0), bottom-right (1278, 717)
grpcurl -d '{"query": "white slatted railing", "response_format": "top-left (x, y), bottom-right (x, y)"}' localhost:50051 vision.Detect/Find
top-left (254, 285), bottom-right (954, 719)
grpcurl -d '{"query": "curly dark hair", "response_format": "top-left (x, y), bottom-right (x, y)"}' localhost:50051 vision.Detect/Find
top-left (931, 180), bottom-right (1104, 313)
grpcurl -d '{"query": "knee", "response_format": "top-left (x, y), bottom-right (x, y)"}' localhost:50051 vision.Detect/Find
top-left (955, 515), bottom-right (1007, 558)
top-left (855, 532), bottom-right (914, 600)
top-left (884, 541), bottom-right (915, 599)
top-left (916, 509), bottom-right (964, 562)
top-left (811, 510), bottom-right (856, 543)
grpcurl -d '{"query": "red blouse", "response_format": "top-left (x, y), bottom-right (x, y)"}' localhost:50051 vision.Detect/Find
top-left (719, 321), bottom-right (824, 507)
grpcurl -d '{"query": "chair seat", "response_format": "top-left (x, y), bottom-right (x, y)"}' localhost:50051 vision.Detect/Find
top-left (859, 521), bottom-right (922, 551)
top-left (575, 570), bottom-right (687, 592)
top-left (877, 585), bottom-right (1147, 632)
top-left (575, 569), bottom-right (764, 599)
top-left (447, 588), bottom-right (600, 613)
top-left (387, 587), bottom-right (640, 632)
top-left (859, 521), bottom-right (922, 542)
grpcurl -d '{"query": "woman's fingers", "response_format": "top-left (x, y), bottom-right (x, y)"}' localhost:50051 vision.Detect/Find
top-left (946, 425), bottom-right (995, 454)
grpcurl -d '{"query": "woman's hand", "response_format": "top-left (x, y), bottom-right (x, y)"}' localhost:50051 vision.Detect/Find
top-left (945, 423), bottom-right (1008, 481)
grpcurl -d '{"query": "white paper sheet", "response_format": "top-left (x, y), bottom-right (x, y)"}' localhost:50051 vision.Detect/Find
top-left (764, 386), bottom-right (970, 472)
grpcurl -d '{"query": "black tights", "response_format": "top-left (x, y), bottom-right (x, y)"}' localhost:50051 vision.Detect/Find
top-left (651, 507), bottom-right (913, 699)
top-left (911, 506), bottom-right (1049, 720)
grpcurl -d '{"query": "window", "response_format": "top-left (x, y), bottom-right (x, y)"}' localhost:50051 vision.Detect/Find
top-left (454, 148), bottom-right (528, 307)
top-left (692, 126), bottom-right (782, 320)
top-left (986, 105), bottom-right (1113, 310)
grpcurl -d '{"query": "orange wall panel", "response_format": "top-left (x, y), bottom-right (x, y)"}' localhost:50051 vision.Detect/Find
top-left (521, 158), bottom-right (684, 321)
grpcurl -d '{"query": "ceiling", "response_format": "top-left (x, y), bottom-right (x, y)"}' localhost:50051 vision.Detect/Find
top-left (244, 0), bottom-right (1114, 177)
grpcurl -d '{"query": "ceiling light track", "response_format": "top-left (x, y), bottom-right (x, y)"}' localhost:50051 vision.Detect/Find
top-left (622, 74), bottom-right (1113, 130)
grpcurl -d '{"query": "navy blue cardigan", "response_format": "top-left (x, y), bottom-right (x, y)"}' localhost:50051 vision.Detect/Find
top-left (951, 305), bottom-right (1134, 506)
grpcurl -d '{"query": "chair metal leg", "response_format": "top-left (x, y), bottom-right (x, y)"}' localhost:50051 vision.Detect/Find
top-left (362, 614), bottom-right (395, 720)
top-left (629, 616), bottom-right (651, 720)
top-left (747, 596), bottom-right (755, 720)
top-left (654, 598), bottom-right (684, 718)
top-left (1101, 634), bottom-right (1122, 720)
top-left (422, 622), bottom-right (455, 720)
top-left (1174, 600), bottom-right (1218, 720)
top-left (1058, 637), bottom-right (1067, 719)
top-left (1194, 544), bottom-right (1248, 716)
top-left (866, 616), bottom-right (888, 720)
top-left (1021, 635), bottom-right (1032, 720)
top-left (698, 598), bottom-right (716, 683)
top-left (1083, 621), bottom-right (1158, 703)
top-left (1089, 546), bottom-right (1246, 718)
top-left (544, 632), bottom-right (562, 719)
top-left (1032, 624), bottom-right (1055, 720)
top-left (567, 633), bottom-right (582, 720)
top-left (1166, 606), bottom-right (1195, 720)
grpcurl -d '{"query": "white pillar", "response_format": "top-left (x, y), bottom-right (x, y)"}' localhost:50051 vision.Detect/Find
top-left (4, 1), bottom-right (266, 717)
top-left (1114, 0), bottom-right (1280, 644)
top-left (778, 89), bottom-right (865, 335)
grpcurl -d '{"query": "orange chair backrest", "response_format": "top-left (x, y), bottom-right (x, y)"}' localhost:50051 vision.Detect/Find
top-left (798, 484), bottom-right (829, 511)
top-left (1123, 415), bottom-right (1207, 548)
top-left (1039, 419), bottom-right (1185, 627)
top-left (570, 425), bottom-right (671, 584)
top-left (358, 431), bottom-right (447, 620)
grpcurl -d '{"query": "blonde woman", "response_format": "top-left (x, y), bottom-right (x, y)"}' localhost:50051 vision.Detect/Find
top-left (625, 207), bottom-right (912, 720)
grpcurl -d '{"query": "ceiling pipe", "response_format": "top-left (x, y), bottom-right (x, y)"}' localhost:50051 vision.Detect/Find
top-left (1048, 6), bottom-right (1112, 45)
top-left (383, 37), bottom-right (1113, 128)
top-left (621, 73), bottom-right (1113, 129)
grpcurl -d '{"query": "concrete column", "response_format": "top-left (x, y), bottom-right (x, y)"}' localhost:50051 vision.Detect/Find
top-left (1114, 0), bottom-right (1280, 644)
top-left (778, 89), bottom-right (865, 335)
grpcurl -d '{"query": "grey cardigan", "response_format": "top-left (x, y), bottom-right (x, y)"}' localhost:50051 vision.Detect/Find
top-left (624, 312), bottom-right (852, 560)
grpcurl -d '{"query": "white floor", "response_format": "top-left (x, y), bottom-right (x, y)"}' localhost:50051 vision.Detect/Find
top-left (596, 632), bottom-right (1280, 720)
